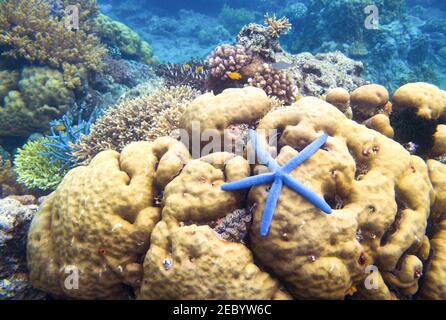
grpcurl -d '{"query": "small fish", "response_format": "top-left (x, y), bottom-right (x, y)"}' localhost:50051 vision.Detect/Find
top-left (195, 65), bottom-right (204, 73)
top-left (183, 63), bottom-right (191, 70)
top-left (271, 61), bottom-right (293, 70)
top-left (228, 72), bottom-right (242, 81)
top-left (54, 124), bottom-right (66, 131)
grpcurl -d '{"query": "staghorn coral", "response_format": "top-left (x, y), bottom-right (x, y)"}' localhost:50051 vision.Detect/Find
top-left (247, 63), bottom-right (297, 105)
top-left (419, 160), bottom-right (446, 299)
top-left (249, 96), bottom-right (433, 299)
top-left (263, 13), bottom-right (292, 38)
top-left (94, 14), bottom-right (156, 65)
top-left (236, 14), bottom-right (290, 60)
top-left (0, 0), bottom-right (106, 74)
top-left (72, 86), bottom-right (199, 164)
top-left (27, 138), bottom-right (191, 299)
top-left (14, 138), bottom-right (68, 191)
top-left (0, 66), bottom-right (74, 137)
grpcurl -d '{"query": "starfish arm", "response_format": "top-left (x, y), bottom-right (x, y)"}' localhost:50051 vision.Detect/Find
top-left (221, 172), bottom-right (275, 191)
top-left (282, 174), bottom-right (332, 214)
top-left (260, 178), bottom-right (283, 237)
top-left (249, 129), bottom-right (280, 171)
top-left (282, 133), bottom-right (329, 173)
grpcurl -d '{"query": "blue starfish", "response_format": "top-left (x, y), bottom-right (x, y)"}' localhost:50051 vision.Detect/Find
top-left (221, 130), bottom-right (332, 237)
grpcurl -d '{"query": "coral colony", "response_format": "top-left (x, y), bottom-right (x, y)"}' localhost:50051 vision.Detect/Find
top-left (2, 0), bottom-right (446, 302)
top-left (222, 130), bottom-right (332, 236)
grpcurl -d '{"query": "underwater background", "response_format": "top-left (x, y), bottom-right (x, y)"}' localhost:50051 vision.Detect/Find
top-left (1, 0), bottom-right (446, 300)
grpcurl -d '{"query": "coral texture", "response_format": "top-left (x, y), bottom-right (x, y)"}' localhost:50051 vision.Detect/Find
top-left (249, 97), bottom-right (433, 299)
top-left (0, 0), bottom-right (106, 73)
top-left (72, 86), bottom-right (199, 164)
top-left (27, 138), bottom-right (190, 299)
top-left (180, 87), bottom-right (272, 152)
top-left (247, 63), bottom-right (297, 105)
top-left (0, 197), bottom-right (45, 299)
top-left (94, 14), bottom-right (156, 65)
top-left (14, 137), bottom-right (68, 191)
top-left (350, 84), bottom-right (391, 122)
top-left (419, 160), bottom-right (446, 300)
top-left (288, 51), bottom-right (368, 97)
top-left (139, 152), bottom-right (288, 300)
top-left (0, 67), bottom-right (74, 137)
top-left (207, 44), bottom-right (254, 81)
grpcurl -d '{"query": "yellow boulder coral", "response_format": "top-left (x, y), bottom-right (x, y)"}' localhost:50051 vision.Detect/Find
top-left (27, 138), bottom-right (190, 299)
top-left (393, 82), bottom-right (446, 121)
top-left (249, 97), bottom-right (433, 299)
top-left (350, 84), bottom-right (390, 121)
top-left (419, 160), bottom-right (446, 300)
top-left (139, 152), bottom-right (289, 300)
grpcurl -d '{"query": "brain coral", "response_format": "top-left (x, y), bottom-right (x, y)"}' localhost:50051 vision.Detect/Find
top-left (249, 97), bottom-right (433, 299)
top-left (139, 152), bottom-right (289, 299)
top-left (27, 137), bottom-right (290, 299)
top-left (27, 138), bottom-right (191, 299)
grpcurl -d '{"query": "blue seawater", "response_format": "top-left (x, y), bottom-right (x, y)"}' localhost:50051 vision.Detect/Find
top-left (99, 0), bottom-right (446, 90)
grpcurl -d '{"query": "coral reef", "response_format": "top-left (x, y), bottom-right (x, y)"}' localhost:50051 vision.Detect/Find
top-left (0, 67), bottom-right (75, 137)
top-left (180, 87), bottom-right (272, 152)
top-left (14, 138), bottom-right (68, 191)
top-left (94, 14), bottom-right (156, 65)
top-left (0, 197), bottom-right (46, 299)
top-left (391, 82), bottom-right (446, 157)
top-left (419, 160), bottom-right (446, 299)
top-left (0, 0), bottom-right (106, 73)
top-left (27, 139), bottom-right (190, 299)
top-left (250, 96), bottom-right (433, 299)
top-left (0, 156), bottom-right (30, 198)
top-left (350, 84), bottom-right (391, 122)
top-left (139, 152), bottom-right (288, 300)
top-left (287, 51), bottom-right (368, 97)
top-left (72, 86), bottom-right (199, 164)
top-left (325, 87), bottom-right (352, 117)
top-left (155, 59), bottom-right (208, 91)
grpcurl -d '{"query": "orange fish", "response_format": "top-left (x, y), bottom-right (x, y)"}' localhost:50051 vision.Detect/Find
top-left (228, 72), bottom-right (242, 81)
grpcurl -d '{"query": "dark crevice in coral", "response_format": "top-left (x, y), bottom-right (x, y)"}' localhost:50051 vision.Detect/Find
top-left (390, 108), bottom-right (437, 156)
top-left (380, 191), bottom-right (405, 247)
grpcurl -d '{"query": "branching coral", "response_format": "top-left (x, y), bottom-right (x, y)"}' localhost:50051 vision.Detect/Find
top-left (14, 138), bottom-right (69, 191)
top-left (0, 0), bottom-right (106, 74)
top-left (72, 86), bottom-right (199, 164)
top-left (263, 13), bottom-right (292, 38)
